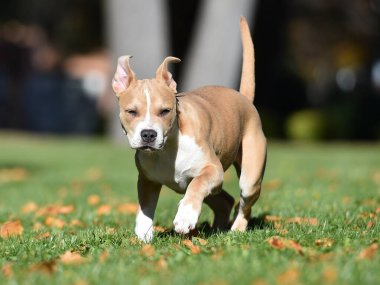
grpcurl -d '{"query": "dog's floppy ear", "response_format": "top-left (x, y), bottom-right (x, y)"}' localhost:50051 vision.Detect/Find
top-left (155, 56), bottom-right (181, 93)
top-left (112, 55), bottom-right (136, 95)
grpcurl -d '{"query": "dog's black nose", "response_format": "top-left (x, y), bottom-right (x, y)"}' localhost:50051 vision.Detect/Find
top-left (141, 129), bottom-right (157, 143)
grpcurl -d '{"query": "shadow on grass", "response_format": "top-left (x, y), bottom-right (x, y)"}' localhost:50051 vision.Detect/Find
top-left (156, 212), bottom-right (271, 239)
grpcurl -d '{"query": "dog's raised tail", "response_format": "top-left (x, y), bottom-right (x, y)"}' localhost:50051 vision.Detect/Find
top-left (239, 16), bottom-right (255, 102)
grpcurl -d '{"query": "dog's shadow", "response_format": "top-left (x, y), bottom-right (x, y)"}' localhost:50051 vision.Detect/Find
top-left (156, 212), bottom-right (271, 239)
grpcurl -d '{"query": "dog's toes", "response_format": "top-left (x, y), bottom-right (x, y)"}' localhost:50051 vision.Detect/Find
top-left (135, 226), bottom-right (154, 243)
top-left (173, 203), bottom-right (199, 234)
top-left (173, 219), bottom-right (195, 234)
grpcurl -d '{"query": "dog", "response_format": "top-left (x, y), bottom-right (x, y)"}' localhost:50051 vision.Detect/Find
top-left (112, 17), bottom-right (266, 242)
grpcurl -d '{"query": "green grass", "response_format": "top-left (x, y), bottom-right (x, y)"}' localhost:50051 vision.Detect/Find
top-left (0, 133), bottom-right (379, 285)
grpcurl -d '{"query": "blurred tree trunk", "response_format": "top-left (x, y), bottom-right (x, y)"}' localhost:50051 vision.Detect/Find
top-left (105, 0), bottom-right (169, 141)
top-left (181, 0), bottom-right (257, 91)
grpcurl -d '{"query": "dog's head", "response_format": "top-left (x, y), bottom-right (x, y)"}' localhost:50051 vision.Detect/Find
top-left (112, 56), bottom-right (181, 152)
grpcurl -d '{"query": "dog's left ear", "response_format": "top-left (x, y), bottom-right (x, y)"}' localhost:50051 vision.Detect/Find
top-left (156, 56), bottom-right (181, 93)
top-left (112, 55), bottom-right (136, 95)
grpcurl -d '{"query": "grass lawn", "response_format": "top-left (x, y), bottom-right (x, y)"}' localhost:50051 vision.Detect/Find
top-left (0, 133), bottom-right (379, 285)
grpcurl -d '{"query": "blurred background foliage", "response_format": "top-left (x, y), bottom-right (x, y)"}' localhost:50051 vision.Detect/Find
top-left (0, 0), bottom-right (380, 140)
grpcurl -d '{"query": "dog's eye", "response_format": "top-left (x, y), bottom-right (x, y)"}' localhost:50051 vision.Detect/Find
top-left (126, 109), bottom-right (137, 117)
top-left (159, 108), bottom-right (171, 117)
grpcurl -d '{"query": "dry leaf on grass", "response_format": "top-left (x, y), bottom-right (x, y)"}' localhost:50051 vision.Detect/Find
top-left (356, 243), bottom-right (378, 260)
top-left (1, 263), bottom-right (13, 278)
top-left (286, 217), bottom-right (318, 226)
top-left (267, 236), bottom-right (303, 254)
top-left (70, 219), bottom-right (84, 227)
top-left (323, 267), bottom-right (338, 283)
top-left (276, 267), bottom-right (300, 285)
top-left (96, 205), bottom-right (112, 216)
top-left (0, 167), bottom-right (28, 182)
top-left (35, 232), bottom-right (51, 240)
top-left (106, 227), bottom-right (116, 235)
top-left (36, 204), bottom-right (74, 216)
top-left (29, 260), bottom-right (57, 275)
top-left (87, 195), bottom-right (100, 205)
top-left (315, 238), bottom-right (334, 248)
top-left (45, 217), bottom-right (66, 229)
top-left (85, 168), bottom-right (103, 181)
top-left (59, 251), bottom-right (87, 265)
top-left (117, 203), bottom-right (139, 214)
top-left (99, 251), bottom-right (109, 263)
top-left (155, 257), bottom-right (168, 270)
top-left (21, 202), bottom-right (38, 213)
top-left (139, 244), bottom-right (155, 257)
top-left (193, 237), bottom-right (208, 246)
top-left (263, 179), bottom-right (282, 190)
top-left (153, 226), bottom-right (167, 233)
top-left (182, 240), bottom-right (201, 254)
top-left (1, 220), bottom-right (23, 238)
top-left (264, 215), bottom-right (318, 227)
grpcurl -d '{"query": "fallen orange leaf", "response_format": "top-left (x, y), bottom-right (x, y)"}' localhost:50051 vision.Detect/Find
top-left (286, 217), bottom-right (318, 226)
top-left (45, 217), bottom-right (66, 228)
top-left (1, 220), bottom-right (23, 238)
top-left (21, 202), bottom-right (38, 214)
top-left (267, 236), bottom-right (303, 254)
top-left (1, 263), bottom-right (13, 278)
top-left (139, 244), bottom-right (155, 257)
top-left (87, 195), bottom-right (101, 206)
top-left (0, 167), bottom-right (28, 182)
top-left (59, 251), bottom-right (87, 265)
top-left (315, 238), bottom-right (334, 248)
top-left (264, 215), bottom-right (282, 222)
top-left (182, 240), bottom-right (201, 254)
top-left (32, 222), bottom-right (43, 231)
top-left (36, 204), bottom-right (74, 216)
top-left (85, 168), bottom-right (103, 181)
top-left (323, 267), bottom-right (338, 283)
top-left (99, 250), bottom-right (109, 263)
top-left (35, 232), bottom-right (51, 240)
top-left (153, 226), bottom-right (167, 233)
top-left (276, 267), bottom-right (300, 285)
top-left (154, 257), bottom-right (168, 270)
top-left (29, 260), bottom-right (57, 275)
top-left (96, 204), bottom-right (112, 216)
top-left (117, 203), bottom-right (139, 214)
top-left (193, 237), bottom-right (208, 246)
top-left (357, 243), bottom-right (378, 260)
top-left (263, 179), bottom-right (282, 190)
top-left (70, 219), bottom-right (83, 227)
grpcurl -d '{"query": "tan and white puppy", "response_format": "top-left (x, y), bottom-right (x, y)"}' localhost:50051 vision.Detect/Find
top-left (112, 17), bottom-right (266, 242)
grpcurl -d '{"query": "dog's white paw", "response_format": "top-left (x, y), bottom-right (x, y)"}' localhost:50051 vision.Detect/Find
top-left (135, 210), bottom-right (154, 243)
top-left (173, 202), bottom-right (199, 234)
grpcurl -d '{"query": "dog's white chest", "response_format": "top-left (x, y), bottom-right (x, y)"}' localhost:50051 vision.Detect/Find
top-left (173, 134), bottom-right (205, 189)
top-left (138, 133), bottom-right (206, 193)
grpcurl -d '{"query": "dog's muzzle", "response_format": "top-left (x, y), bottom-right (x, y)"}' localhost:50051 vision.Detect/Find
top-left (141, 129), bottom-right (157, 143)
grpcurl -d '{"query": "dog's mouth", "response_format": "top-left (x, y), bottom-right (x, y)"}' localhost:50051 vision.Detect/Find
top-left (137, 144), bottom-right (164, 152)
top-left (138, 146), bottom-right (155, 152)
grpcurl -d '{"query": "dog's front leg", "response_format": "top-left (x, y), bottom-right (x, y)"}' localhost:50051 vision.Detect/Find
top-left (174, 163), bottom-right (223, 234)
top-left (135, 173), bottom-right (161, 242)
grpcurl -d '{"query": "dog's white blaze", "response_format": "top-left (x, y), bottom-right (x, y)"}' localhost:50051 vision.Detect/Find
top-left (174, 133), bottom-right (206, 189)
top-left (127, 85), bottom-right (165, 149)
top-left (143, 86), bottom-right (151, 124)
top-left (135, 209), bottom-right (154, 242)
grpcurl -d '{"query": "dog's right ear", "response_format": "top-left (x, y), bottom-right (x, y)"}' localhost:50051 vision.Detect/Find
top-left (155, 56), bottom-right (181, 93)
top-left (112, 55), bottom-right (136, 95)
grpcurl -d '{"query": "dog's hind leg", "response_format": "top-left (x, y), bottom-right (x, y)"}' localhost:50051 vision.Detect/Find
top-left (204, 190), bottom-right (235, 231)
top-left (231, 130), bottom-right (266, 231)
